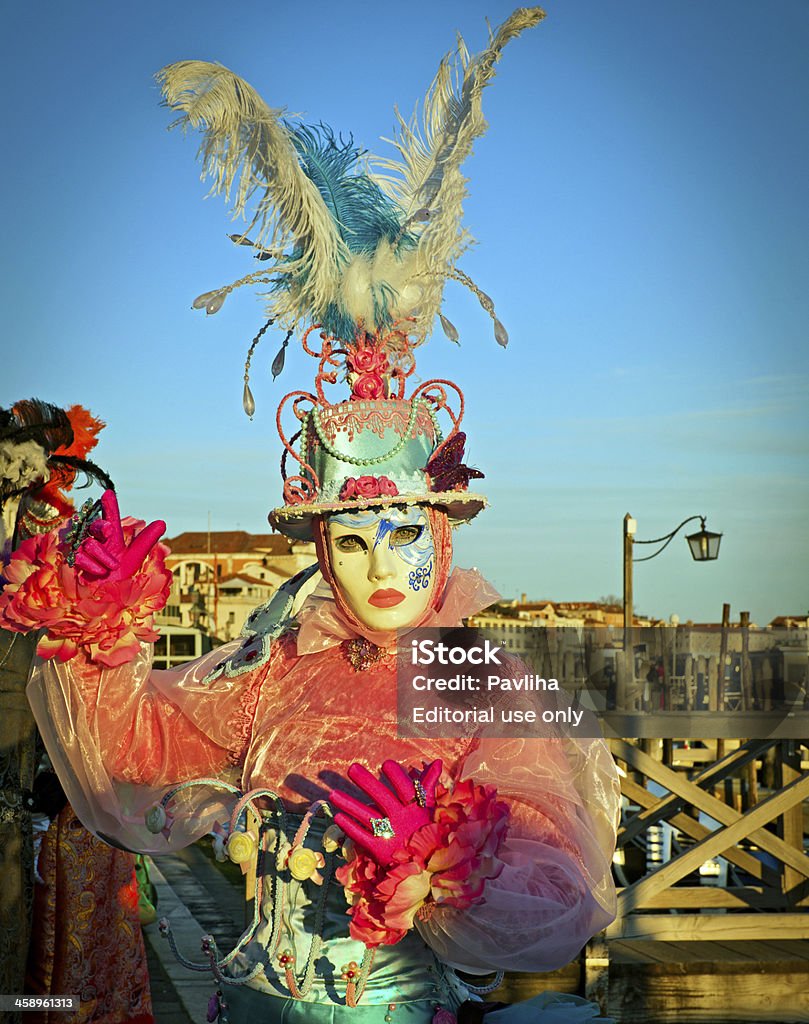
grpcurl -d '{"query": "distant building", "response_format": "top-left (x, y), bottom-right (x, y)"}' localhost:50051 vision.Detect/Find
top-left (467, 598), bottom-right (808, 712)
top-left (156, 530), bottom-right (317, 641)
top-left (466, 598), bottom-right (642, 680)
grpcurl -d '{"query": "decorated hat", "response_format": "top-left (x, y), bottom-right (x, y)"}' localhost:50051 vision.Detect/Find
top-left (267, 322), bottom-right (486, 539)
top-left (157, 7), bottom-right (545, 538)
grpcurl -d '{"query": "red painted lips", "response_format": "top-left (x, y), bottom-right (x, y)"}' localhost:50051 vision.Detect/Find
top-left (368, 589), bottom-right (406, 608)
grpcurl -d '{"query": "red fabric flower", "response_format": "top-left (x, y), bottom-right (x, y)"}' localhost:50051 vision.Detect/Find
top-left (351, 373), bottom-right (386, 400)
top-left (335, 778), bottom-right (509, 947)
top-left (339, 476), bottom-right (399, 501)
top-left (0, 518), bottom-right (171, 667)
top-left (347, 346), bottom-right (389, 376)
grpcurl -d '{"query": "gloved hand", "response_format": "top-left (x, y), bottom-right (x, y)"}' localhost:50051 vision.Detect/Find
top-left (73, 489), bottom-right (166, 583)
top-left (330, 759), bottom-right (442, 866)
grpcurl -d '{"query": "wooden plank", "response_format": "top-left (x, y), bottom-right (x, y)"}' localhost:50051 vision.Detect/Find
top-left (714, 939), bottom-right (808, 962)
top-left (618, 770), bottom-right (809, 912)
top-left (616, 886), bottom-right (784, 909)
top-left (620, 778), bottom-right (773, 884)
top-left (616, 741), bottom-right (809, 887)
top-left (651, 940), bottom-right (721, 963)
top-left (765, 939), bottom-right (809, 961)
top-left (609, 939), bottom-right (666, 963)
top-left (617, 737), bottom-right (772, 846)
top-left (609, 967), bottom-right (809, 1024)
top-left (607, 912), bottom-right (809, 942)
top-left (781, 743), bottom-right (806, 897)
top-left (708, 939), bottom-right (774, 962)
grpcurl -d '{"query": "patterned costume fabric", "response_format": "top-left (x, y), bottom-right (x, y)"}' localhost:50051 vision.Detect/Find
top-left (25, 804), bottom-right (153, 1024)
top-left (0, 629), bottom-right (38, 1024)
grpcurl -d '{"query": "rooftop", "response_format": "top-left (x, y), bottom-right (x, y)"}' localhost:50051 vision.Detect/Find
top-left (164, 530), bottom-right (309, 556)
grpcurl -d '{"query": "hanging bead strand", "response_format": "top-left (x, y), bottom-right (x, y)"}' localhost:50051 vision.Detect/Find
top-left (242, 318), bottom-right (276, 419)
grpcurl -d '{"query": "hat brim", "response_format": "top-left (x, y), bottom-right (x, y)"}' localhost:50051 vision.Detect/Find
top-left (269, 491), bottom-right (487, 540)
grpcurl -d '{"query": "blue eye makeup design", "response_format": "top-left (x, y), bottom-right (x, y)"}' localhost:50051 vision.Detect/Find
top-left (328, 507), bottom-right (434, 568)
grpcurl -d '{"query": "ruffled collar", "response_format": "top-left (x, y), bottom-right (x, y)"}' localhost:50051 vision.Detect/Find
top-left (295, 567), bottom-right (500, 656)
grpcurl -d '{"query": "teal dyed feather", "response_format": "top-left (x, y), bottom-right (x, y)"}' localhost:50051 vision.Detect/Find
top-left (273, 123), bottom-right (416, 336)
top-left (287, 123), bottom-right (408, 255)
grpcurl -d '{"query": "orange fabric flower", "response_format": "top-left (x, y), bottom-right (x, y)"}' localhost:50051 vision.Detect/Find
top-left (0, 518), bottom-right (170, 667)
top-left (336, 779), bottom-right (509, 947)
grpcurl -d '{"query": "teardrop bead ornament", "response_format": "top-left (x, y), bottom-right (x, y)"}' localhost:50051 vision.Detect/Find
top-left (242, 382), bottom-right (256, 419)
top-left (271, 332), bottom-right (292, 380)
top-left (439, 313), bottom-right (460, 345)
top-left (192, 289), bottom-right (220, 310)
top-left (205, 291), bottom-right (226, 315)
top-left (494, 318), bottom-right (509, 348)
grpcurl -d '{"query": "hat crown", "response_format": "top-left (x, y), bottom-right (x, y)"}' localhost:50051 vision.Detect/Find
top-left (269, 324), bottom-right (486, 538)
top-left (304, 398), bottom-right (437, 503)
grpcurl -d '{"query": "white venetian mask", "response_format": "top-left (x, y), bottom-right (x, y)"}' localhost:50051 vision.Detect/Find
top-left (325, 506), bottom-right (435, 631)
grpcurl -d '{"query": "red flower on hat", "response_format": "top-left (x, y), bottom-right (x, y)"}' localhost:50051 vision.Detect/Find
top-left (347, 346), bottom-right (389, 376)
top-left (347, 344), bottom-right (390, 401)
top-left (351, 373), bottom-right (386, 401)
top-left (339, 476), bottom-right (399, 501)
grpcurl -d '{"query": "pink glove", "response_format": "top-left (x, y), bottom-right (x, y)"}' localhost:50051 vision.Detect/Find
top-left (73, 489), bottom-right (166, 583)
top-left (330, 759), bottom-right (442, 867)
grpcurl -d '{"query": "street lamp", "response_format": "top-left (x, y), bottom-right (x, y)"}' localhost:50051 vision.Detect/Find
top-left (623, 513), bottom-right (722, 635)
top-left (620, 514), bottom-right (722, 706)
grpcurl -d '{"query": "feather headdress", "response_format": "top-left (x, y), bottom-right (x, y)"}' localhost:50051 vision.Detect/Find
top-left (158, 6), bottom-right (545, 378)
top-left (0, 401), bottom-right (113, 547)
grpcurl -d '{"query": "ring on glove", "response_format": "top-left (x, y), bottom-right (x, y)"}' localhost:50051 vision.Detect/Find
top-left (369, 817), bottom-right (396, 839)
top-left (329, 759), bottom-right (443, 867)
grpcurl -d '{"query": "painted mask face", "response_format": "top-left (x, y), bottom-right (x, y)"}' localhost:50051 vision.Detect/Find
top-left (326, 506), bottom-right (435, 631)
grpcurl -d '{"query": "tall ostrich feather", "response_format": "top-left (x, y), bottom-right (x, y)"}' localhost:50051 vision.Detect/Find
top-left (367, 6), bottom-right (546, 341)
top-left (157, 61), bottom-right (347, 327)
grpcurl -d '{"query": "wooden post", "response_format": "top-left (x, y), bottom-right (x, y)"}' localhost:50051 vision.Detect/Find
top-left (716, 603), bottom-right (730, 763)
top-left (620, 514), bottom-right (635, 712)
top-left (584, 934), bottom-right (610, 1017)
top-left (779, 740), bottom-right (804, 899)
top-left (707, 654), bottom-right (718, 711)
top-left (740, 611), bottom-right (752, 710)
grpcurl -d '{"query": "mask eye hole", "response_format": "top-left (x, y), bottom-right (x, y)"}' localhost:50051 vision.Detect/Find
top-left (333, 534), bottom-right (367, 553)
top-left (390, 525), bottom-right (423, 547)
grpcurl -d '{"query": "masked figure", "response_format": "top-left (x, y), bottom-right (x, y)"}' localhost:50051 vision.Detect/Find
top-left (1, 9), bottom-right (620, 1022)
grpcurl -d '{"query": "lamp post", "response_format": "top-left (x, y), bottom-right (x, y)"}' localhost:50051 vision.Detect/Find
top-left (620, 514), bottom-right (721, 709)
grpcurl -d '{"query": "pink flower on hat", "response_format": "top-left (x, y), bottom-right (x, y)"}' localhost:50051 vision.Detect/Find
top-left (339, 476), bottom-right (399, 501)
top-left (347, 343), bottom-right (390, 401)
top-left (351, 373), bottom-right (386, 400)
top-left (347, 346), bottom-right (389, 376)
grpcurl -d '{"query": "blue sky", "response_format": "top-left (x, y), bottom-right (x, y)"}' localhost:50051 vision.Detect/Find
top-left (3, 1), bottom-right (807, 625)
